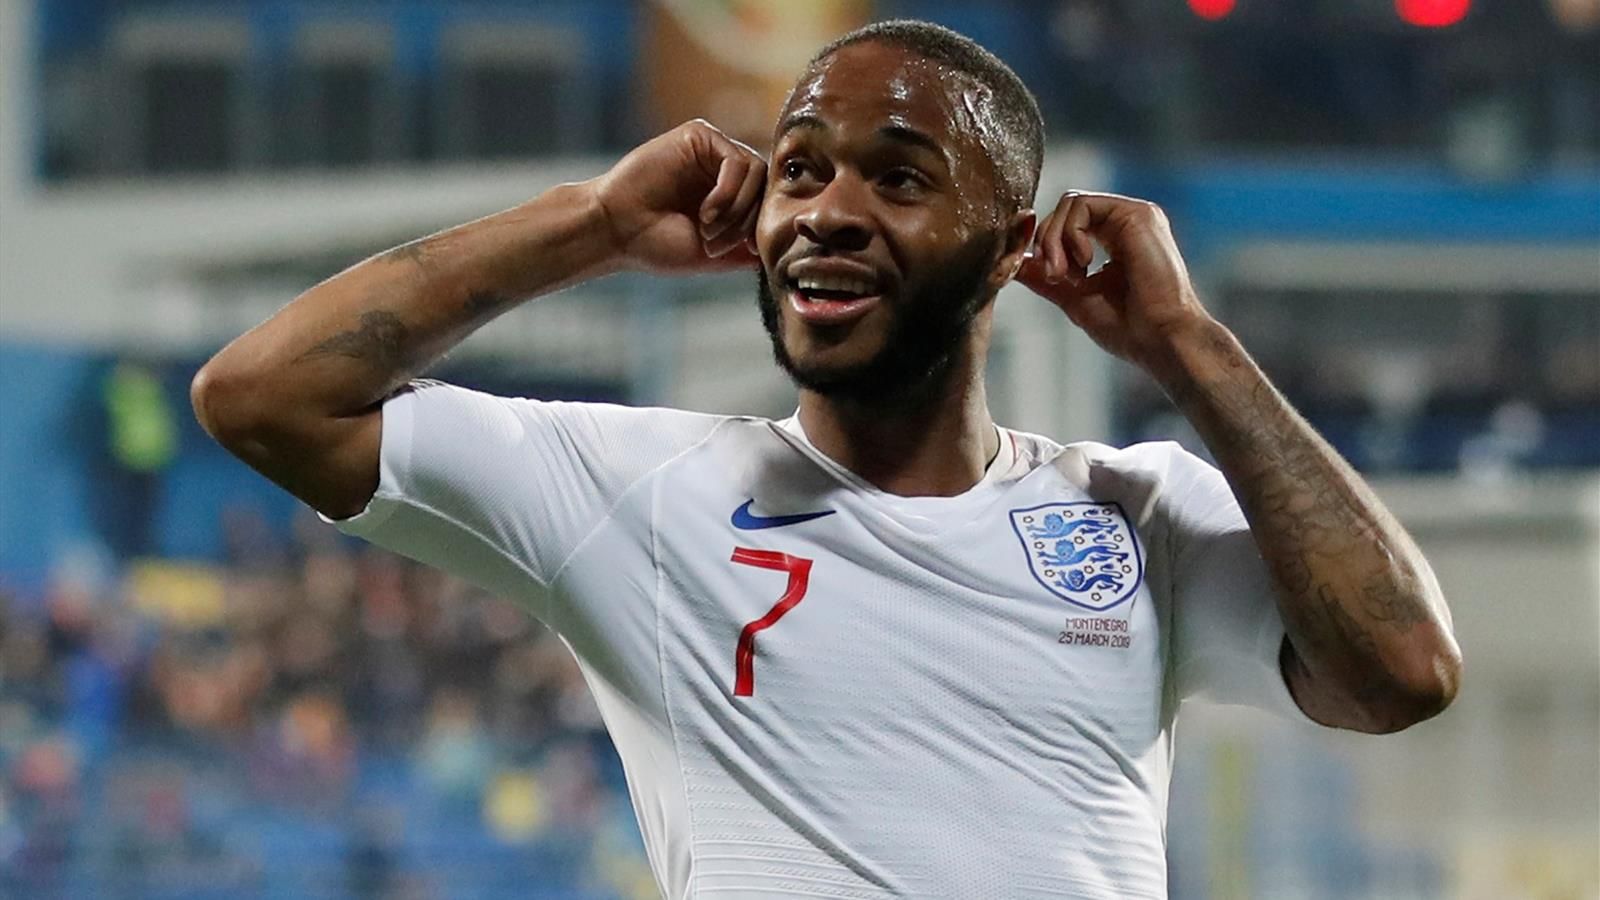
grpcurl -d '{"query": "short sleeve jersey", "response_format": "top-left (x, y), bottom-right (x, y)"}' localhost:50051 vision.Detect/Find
top-left (331, 380), bottom-right (1310, 899)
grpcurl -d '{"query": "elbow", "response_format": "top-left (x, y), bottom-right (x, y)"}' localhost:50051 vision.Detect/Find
top-left (1411, 633), bottom-right (1464, 723)
top-left (1363, 631), bottom-right (1463, 734)
top-left (191, 357), bottom-right (269, 450)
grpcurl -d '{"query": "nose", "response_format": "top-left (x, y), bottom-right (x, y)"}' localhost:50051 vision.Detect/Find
top-left (794, 175), bottom-right (872, 252)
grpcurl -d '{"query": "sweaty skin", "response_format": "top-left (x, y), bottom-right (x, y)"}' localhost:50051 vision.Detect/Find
top-left (756, 44), bottom-right (1035, 495)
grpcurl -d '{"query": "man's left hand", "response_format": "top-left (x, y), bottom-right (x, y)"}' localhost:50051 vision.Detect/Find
top-left (1016, 191), bottom-right (1215, 381)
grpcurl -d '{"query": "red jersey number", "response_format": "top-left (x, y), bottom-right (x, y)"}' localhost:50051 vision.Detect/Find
top-left (728, 548), bottom-right (814, 697)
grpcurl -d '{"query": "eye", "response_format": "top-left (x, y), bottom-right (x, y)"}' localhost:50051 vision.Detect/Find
top-left (779, 158), bottom-right (812, 182)
top-left (879, 167), bottom-right (927, 193)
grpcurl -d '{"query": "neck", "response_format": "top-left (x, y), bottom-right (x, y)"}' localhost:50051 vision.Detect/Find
top-left (796, 354), bottom-right (999, 497)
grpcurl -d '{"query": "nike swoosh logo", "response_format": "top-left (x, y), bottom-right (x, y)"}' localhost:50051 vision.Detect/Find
top-left (731, 499), bottom-right (836, 530)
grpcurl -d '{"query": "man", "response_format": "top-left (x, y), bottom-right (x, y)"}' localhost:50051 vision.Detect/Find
top-left (194, 20), bottom-right (1460, 899)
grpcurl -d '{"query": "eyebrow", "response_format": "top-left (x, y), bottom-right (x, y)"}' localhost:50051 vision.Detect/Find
top-left (776, 113), bottom-right (946, 160)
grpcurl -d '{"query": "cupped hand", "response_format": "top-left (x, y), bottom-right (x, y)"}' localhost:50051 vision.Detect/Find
top-left (591, 119), bottom-right (767, 275)
top-left (1016, 191), bottom-right (1216, 374)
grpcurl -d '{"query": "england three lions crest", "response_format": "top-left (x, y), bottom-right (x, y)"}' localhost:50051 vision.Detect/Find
top-left (1010, 502), bottom-right (1144, 611)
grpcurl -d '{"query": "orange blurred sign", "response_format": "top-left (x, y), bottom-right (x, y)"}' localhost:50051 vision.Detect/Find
top-left (643, 0), bottom-right (872, 150)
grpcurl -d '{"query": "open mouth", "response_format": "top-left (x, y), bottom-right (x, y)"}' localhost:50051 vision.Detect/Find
top-left (786, 274), bottom-right (883, 325)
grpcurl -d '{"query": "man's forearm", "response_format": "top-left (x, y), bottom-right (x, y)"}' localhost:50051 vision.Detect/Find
top-left (196, 181), bottom-right (616, 428)
top-left (1153, 319), bottom-right (1461, 732)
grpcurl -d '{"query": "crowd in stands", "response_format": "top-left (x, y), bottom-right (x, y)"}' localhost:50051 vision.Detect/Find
top-left (1118, 296), bottom-right (1600, 475)
top-left (0, 508), bottom-right (654, 899)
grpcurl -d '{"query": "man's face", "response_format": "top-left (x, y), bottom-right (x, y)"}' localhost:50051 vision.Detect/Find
top-left (755, 41), bottom-right (1010, 403)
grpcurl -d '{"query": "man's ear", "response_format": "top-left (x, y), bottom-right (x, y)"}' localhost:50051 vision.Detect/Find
top-left (989, 208), bottom-right (1037, 291)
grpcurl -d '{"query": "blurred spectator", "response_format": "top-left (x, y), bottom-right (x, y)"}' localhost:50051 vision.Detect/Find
top-left (91, 361), bottom-right (179, 559)
top-left (8, 734), bottom-right (80, 894)
top-left (250, 689), bottom-right (356, 810)
top-left (417, 687), bottom-right (493, 806)
top-left (0, 511), bottom-right (648, 896)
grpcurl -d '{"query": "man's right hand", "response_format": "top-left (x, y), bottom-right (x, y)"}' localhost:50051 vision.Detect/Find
top-left (591, 119), bottom-right (767, 274)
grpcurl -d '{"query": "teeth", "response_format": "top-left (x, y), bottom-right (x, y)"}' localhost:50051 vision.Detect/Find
top-left (795, 275), bottom-right (875, 297)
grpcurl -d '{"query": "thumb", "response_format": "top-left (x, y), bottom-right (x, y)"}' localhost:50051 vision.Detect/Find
top-left (702, 240), bottom-right (762, 271)
top-left (1016, 253), bottom-right (1068, 300)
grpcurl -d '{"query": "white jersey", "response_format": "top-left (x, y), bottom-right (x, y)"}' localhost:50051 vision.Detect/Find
top-left (331, 380), bottom-right (1310, 899)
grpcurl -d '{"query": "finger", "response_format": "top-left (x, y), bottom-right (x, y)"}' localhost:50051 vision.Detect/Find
top-left (1061, 191), bottom-right (1170, 253)
top-left (719, 156), bottom-right (767, 237)
top-left (1050, 194), bottom-right (1081, 282)
top-left (702, 239), bottom-right (761, 270)
top-left (1048, 260), bottom-right (1124, 301)
top-left (699, 153), bottom-right (749, 234)
top-left (1051, 268), bottom-right (1122, 331)
top-left (1018, 253), bottom-right (1118, 337)
top-left (703, 128), bottom-right (764, 213)
top-left (1015, 252), bottom-right (1053, 295)
top-left (1017, 250), bottom-right (1093, 297)
top-left (1062, 195), bottom-right (1095, 273)
top-left (705, 178), bottom-right (764, 257)
top-left (733, 188), bottom-right (764, 244)
top-left (1040, 196), bottom-right (1072, 282)
top-left (1077, 260), bottom-right (1125, 299)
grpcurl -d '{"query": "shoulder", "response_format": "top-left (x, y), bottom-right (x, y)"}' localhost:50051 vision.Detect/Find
top-left (1009, 430), bottom-right (1213, 487)
top-left (394, 380), bottom-right (785, 485)
top-left (1008, 433), bottom-right (1230, 523)
top-left (402, 379), bottom-right (747, 441)
top-left (521, 397), bottom-right (744, 436)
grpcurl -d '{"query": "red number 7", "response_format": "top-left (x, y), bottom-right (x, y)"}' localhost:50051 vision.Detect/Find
top-left (729, 547), bottom-right (814, 697)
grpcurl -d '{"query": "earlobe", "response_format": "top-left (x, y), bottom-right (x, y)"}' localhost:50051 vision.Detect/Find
top-left (992, 208), bottom-right (1038, 286)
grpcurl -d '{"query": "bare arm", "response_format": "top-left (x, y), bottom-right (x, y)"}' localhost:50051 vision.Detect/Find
top-left (193, 120), bottom-right (767, 519)
top-left (192, 186), bottom-right (619, 518)
top-left (1152, 320), bottom-right (1459, 732)
top-left (1019, 192), bottom-right (1461, 733)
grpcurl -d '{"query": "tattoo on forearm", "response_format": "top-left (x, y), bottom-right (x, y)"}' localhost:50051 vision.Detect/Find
top-left (297, 311), bottom-right (413, 369)
top-left (1359, 573), bottom-right (1430, 629)
top-left (1187, 350), bottom-right (1427, 615)
top-left (1314, 585), bottom-right (1401, 702)
top-left (1177, 332), bottom-right (1444, 719)
top-left (1283, 592), bottom-right (1417, 732)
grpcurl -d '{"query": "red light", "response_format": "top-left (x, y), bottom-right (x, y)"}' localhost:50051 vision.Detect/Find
top-left (1396, 0), bottom-right (1472, 27)
top-left (1186, 0), bottom-right (1236, 20)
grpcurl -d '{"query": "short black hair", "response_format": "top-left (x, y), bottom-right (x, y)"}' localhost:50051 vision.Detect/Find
top-left (798, 19), bottom-right (1045, 217)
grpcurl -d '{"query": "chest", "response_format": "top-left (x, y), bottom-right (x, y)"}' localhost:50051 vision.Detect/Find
top-left (650, 477), bottom-right (1173, 755)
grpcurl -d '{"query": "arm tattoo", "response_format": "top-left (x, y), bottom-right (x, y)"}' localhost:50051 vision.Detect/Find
top-left (1359, 573), bottom-right (1431, 629)
top-left (1183, 341), bottom-right (1429, 635)
top-left (1315, 585), bottom-right (1403, 705)
top-left (297, 310), bottom-right (412, 370)
top-left (1173, 328), bottom-right (1449, 725)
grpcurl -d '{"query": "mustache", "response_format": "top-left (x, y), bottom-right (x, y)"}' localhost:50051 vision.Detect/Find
top-left (755, 228), bottom-right (1000, 405)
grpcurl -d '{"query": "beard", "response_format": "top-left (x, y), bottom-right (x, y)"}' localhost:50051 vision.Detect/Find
top-left (757, 230), bottom-right (999, 407)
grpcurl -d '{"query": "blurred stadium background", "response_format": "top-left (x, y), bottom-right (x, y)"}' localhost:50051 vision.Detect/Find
top-left (0, 0), bottom-right (1597, 897)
